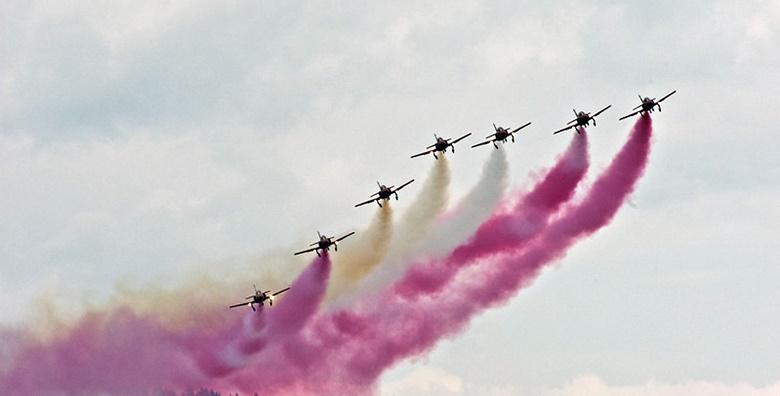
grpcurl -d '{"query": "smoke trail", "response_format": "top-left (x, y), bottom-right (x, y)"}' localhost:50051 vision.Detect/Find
top-left (209, 133), bottom-right (586, 393)
top-left (220, 117), bottom-right (652, 395)
top-left (0, 308), bottom-right (201, 394)
top-left (407, 148), bottom-right (509, 259)
top-left (0, 118), bottom-right (652, 396)
top-left (388, 155), bottom-right (450, 256)
top-left (333, 116), bottom-right (654, 390)
top-left (197, 254), bottom-right (333, 377)
top-left (395, 132), bottom-right (589, 298)
top-left (0, 255), bottom-right (332, 394)
top-left (111, 248), bottom-right (309, 331)
top-left (326, 205), bottom-right (393, 300)
top-left (329, 157), bottom-right (451, 305)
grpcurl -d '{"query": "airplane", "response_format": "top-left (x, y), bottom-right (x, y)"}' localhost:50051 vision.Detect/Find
top-left (619, 91), bottom-right (676, 120)
top-left (471, 122), bottom-right (532, 149)
top-left (411, 132), bottom-right (472, 159)
top-left (229, 285), bottom-right (290, 311)
top-left (553, 105), bottom-right (612, 134)
top-left (355, 179), bottom-right (415, 208)
top-left (293, 231), bottom-right (355, 256)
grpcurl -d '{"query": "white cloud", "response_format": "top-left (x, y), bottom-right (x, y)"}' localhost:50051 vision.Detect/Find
top-left (382, 370), bottom-right (780, 396)
top-left (382, 366), bottom-right (464, 396)
top-left (1, 0), bottom-right (779, 390)
top-left (546, 375), bottom-right (780, 396)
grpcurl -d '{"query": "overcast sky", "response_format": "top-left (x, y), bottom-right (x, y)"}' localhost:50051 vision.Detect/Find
top-left (1, 1), bottom-right (778, 395)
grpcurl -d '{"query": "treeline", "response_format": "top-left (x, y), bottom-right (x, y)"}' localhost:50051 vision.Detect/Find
top-left (154, 389), bottom-right (259, 396)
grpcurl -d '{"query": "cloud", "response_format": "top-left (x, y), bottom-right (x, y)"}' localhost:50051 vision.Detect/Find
top-left (382, 370), bottom-right (780, 396)
top-left (546, 375), bottom-right (780, 396)
top-left (1, 0), bottom-right (779, 390)
top-left (381, 366), bottom-right (464, 396)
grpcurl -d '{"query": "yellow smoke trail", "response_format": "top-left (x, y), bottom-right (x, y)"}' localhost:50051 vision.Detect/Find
top-left (107, 249), bottom-right (309, 331)
top-left (326, 204), bottom-right (393, 300)
top-left (21, 162), bottom-right (449, 333)
top-left (327, 156), bottom-right (452, 307)
top-left (338, 149), bottom-right (508, 306)
top-left (388, 155), bottom-right (451, 256)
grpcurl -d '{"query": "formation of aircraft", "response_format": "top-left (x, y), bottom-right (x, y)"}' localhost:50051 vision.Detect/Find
top-left (294, 231), bottom-right (356, 256)
top-left (553, 105), bottom-right (612, 135)
top-left (471, 122), bottom-right (532, 149)
top-left (229, 90), bottom-right (675, 312)
top-left (229, 285), bottom-right (290, 311)
top-left (411, 133), bottom-right (472, 159)
top-left (619, 91), bottom-right (677, 120)
top-left (355, 180), bottom-right (415, 208)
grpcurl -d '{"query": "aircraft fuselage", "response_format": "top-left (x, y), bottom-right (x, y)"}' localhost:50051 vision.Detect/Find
top-left (641, 100), bottom-right (657, 112)
top-left (318, 238), bottom-right (333, 250)
top-left (253, 294), bottom-right (269, 305)
top-left (576, 115), bottom-right (592, 127)
top-left (494, 130), bottom-right (509, 141)
top-left (434, 139), bottom-right (449, 152)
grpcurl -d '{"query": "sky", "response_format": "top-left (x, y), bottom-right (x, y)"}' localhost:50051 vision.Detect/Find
top-left (1, 1), bottom-right (779, 395)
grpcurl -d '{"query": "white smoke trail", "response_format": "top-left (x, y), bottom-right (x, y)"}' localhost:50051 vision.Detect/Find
top-left (333, 149), bottom-right (508, 306)
top-left (421, 148), bottom-right (508, 257)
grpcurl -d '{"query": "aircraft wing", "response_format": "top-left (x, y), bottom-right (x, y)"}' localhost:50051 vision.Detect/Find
top-left (512, 122), bottom-right (532, 133)
top-left (619, 111), bottom-right (641, 120)
top-left (450, 132), bottom-right (472, 145)
top-left (393, 179), bottom-right (415, 192)
top-left (355, 198), bottom-right (377, 208)
top-left (229, 302), bottom-right (250, 309)
top-left (658, 90), bottom-right (676, 102)
top-left (294, 247), bottom-right (318, 255)
top-left (471, 140), bottom-right (492, 148)
top-left (273, 287), bottom-right (290, 296)
top-left (553, 124), bottom-right (576, 134)
top-left (592, 105), bottom-right (612, 117)
top-left (411, 150), bottom-right (433, 159)
top-left (335, 231), bottom-right (355, 242)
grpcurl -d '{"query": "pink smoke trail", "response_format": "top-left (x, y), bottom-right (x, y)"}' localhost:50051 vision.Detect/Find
top-left (395, 131), bottom-right (589, 298)
top-left (342, 116), bottom-right (653, 384)
top-left (0, 117), bottom-right (653, 396)
top-left (169, 134), bottom-right (589, 394)
top-left (180, 132), bottom-right (591, 394)
top-left (0, 307), bottom-right (199, 395)
top-left (201, 253), bottom-right (332, 377)
top-left (223, 116), bottom-right (652, 395)
top-left (0, 255), bottom-right (332, 395)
